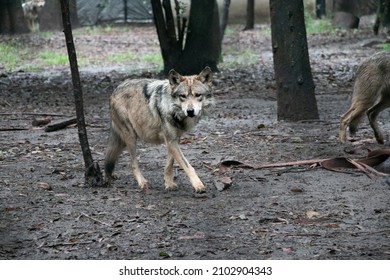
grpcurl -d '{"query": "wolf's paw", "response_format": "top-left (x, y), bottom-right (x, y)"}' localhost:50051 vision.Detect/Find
top-left (165, 181), bottom-right (178, 191)
top-left (107, 173), bottom-right (119, 180)
top-left (375, 132), bottom-right (385, 144)
top-left (138, 179), bottom-right (150, 190)
top-left (338, 134), bottom-right (346, 143)
top-left (105, 173), bottom-right (118, 186)
top-left (193, 183), bottom-right (206, 193)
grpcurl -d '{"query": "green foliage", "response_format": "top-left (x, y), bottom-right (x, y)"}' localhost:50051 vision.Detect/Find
top-left (141, 53), bottom-right (163, 72)
top-left (38, 50), bottom-right (68, 65)
top-left (306, 18), bottom-right (335, 33)
top-left (107, 52), bottom-right (136, 63)
top-left (0, 42), bottom-right (20, 70)
top-left (106, 51), bottom-right (162, 72)
top-left (224, 26), bottom-right (238, 36)
top-left (0, 39), bottom-right (89, 71)
top-left (142, 52), bottom-right (162, 63)
top-left (75, 24), bottom-right (114, 35)
top-left (304, 6), bottom-right (335, 33)
top-left (38, 31), bottom-right (53, 39)
top-left (382, 43), bottom-right (390, 50)
top-left (0, 41), bottom-right (38, 71)
top-left (220, 48), bottom-right (259, 68)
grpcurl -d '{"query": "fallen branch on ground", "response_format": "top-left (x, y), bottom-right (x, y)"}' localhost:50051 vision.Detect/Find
top-left (0, 127), bottom-right (29, 131)
top-left (0, 112), bottom-right (71, 117)
top-left (79, 212), bottom-right (113, 228)
top-left (45, 118), bottom-right (77, 132)
top-left (217, 148), bottom-right (390, 178)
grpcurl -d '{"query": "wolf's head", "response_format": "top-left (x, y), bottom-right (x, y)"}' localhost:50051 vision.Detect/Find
top-left (23, 0), bottom-right (45, 18)
top-left (168, 67), bottom-right (214, 118)
top-left (30, 0), bottom-right (45, 12)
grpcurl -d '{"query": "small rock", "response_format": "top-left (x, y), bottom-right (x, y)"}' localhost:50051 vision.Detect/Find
top-left (214, 176), bottom-right (232, 191)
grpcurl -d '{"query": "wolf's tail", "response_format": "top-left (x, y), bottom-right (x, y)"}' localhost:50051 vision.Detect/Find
top-left (104, 123), bottom-right (125, 180)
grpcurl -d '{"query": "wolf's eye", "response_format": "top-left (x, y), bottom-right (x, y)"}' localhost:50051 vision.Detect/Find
top-left (194, 93), bottom-right (203, 100)
top-left (179, 94), bottom-right (187, 100)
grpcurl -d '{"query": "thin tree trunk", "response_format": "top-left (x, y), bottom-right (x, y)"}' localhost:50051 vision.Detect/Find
top-left (180, 0), bottom-right (220, 74)
top-left (243, 0), bottom-right (255, 30)
top-left (0, 0), bottom-right (29, 34)
top-left (374, 0), bottom-right (390, 35)
top-left (123, 0), bottom-right (128, 23)
top-left (220, 0), bottom-right (231, 42)
top-left (316, 0), bottom-right (326, 18)
top-left (151, 0), bottom-right (221, 74)
top-left (151, 0), bottom-right (180, 73)
top-left (59, 0), bottom-right (104, 187)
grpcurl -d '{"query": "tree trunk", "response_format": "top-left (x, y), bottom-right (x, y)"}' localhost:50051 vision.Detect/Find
top-left (270, 0), bottom-right (319, 121)
top-left (151, 0), bottom-right (182, 73)
top-left (41, 0), bottom-right (78, 31)
top-left (123, 0), bottom-right (128, 23)
top-left (316, 0), bottom-right (326, 18)
top-left (243, 0), bottom-right (255, 30)
top-left (179, 0), bottom-right (220, 74)
top-left (152, 0), bottom-right (221, 75)
top-left (374, 0), bottom-right (390, 35)
top-left (0, 0), bottom-right (29, 34)
top-left (219, 0), bottom-right (231, 43)
top-left (59, 0), bottom-right (104, 188)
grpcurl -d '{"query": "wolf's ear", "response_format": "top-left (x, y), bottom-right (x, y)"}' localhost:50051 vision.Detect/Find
top-left (168, 69), bottom-right (183, 87)
top-left (197, 66), bottom-right (213, 85)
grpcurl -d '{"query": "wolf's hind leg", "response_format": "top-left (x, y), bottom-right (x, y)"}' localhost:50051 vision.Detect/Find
top-left (339, 101), bottom-right (366, 143)
top-left (367, 89), bottom-right (390, 144)
top-left (105, 126), bottom-right (125, 182)
top-left (124, 138), bottom-right (149, 189)
top-left (339, 107), bottom-right (355, 143)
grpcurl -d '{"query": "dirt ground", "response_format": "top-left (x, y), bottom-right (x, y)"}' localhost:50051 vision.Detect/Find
top-left (1, 21), bottom-right (390, 260)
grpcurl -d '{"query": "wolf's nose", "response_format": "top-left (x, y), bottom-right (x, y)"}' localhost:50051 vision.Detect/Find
top-left (187, 109), bottom-right (195, 117)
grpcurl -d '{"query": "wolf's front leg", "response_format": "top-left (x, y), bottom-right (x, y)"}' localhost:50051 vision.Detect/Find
top-left (166, 141), bottom-right (205, 193)
top-left (131, 161), bottom-right (149, 189)
top-left (164, 154), bottom-right (178, 190)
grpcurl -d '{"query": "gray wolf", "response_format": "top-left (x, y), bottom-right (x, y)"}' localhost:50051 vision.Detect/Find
top-left (339, 51), bottom-right (390, 144)
top-left (22, 0), bottom-right (45, 31)
top-left (105, 67), bottom-right (214, 193)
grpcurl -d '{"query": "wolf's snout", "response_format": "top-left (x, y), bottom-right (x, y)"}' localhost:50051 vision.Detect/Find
top-left (187, 108), bottom-right (195, 117)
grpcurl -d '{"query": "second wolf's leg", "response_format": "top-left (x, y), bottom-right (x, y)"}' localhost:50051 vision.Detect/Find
top-left (339, 107), bottom-right (355, 143)
top-left (367, 90), bottom-right (390, 144)
top-left (166, 140), bottom-right (204, 192)
top-left (339, 102), bottom-right (366, 143)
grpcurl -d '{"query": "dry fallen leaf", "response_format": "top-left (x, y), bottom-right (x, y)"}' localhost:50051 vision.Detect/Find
top-left (306, 210), bottom-right (320, 219)
top-left (252, 228), bottom-right (270, 233)
top-left (282, 247), bottom-right (292, 253)
top-left (326, 223), bottom-right (340, 228)
top-left (36, 182), bottom-right (52, 191)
